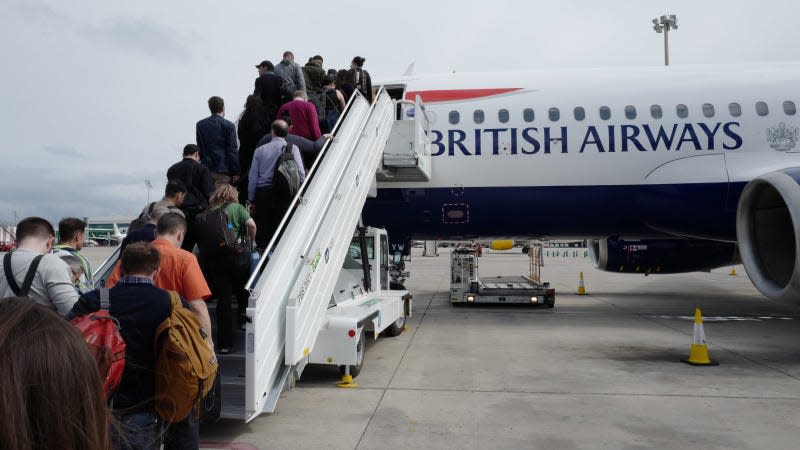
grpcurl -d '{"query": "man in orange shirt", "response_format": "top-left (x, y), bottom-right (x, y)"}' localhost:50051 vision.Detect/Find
top-left (106, 213), bottom-right (212, 449)
top-left (107, 214), bottom-right (212, 338)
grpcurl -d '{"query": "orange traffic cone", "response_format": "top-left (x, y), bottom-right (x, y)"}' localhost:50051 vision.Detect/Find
top-left (681, 308), bottom-right (719, 366)
top-left (576, 272), bottom-right (588, 295)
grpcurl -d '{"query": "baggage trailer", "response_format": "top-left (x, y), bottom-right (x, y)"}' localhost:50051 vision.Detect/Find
top-left (449, 247), bottom-right (555, 306)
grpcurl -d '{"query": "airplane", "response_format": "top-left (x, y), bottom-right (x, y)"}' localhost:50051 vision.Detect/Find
top-left (86, 222), bottom-right (127, 246)
top-left (361, 63), bottom-right (800, 302)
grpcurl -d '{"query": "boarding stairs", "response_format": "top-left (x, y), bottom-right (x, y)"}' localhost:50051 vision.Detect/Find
top-left (89, 88), bottom-right (431, 422)
top-left (236, 88), bottom-right (431, 422)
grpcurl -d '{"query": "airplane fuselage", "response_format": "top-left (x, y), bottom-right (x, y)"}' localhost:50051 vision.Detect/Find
top-left (364, 64), bottom-right (800, 247)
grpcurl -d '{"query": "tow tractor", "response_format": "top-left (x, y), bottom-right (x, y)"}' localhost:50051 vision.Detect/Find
top-left (449, 246), bottom-right (555, 306)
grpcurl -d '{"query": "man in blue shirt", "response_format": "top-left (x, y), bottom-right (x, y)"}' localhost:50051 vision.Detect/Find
top-left (248, 119), bottom-right (305, 248)
top-left (196, 96), bottom-right (240, 188)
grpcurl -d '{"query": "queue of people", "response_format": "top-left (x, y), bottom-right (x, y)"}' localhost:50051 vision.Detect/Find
top-left (0, 50), bottom-right (374, 450)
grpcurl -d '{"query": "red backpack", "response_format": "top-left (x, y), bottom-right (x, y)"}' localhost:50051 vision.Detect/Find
top-left (71, 288), bottom-right (126, 401)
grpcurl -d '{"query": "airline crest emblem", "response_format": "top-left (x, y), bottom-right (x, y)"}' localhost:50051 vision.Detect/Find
top-left (767, 122), bottom-right (799, 151)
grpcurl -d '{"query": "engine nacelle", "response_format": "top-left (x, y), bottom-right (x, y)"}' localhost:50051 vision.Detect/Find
top-left (737, 169), bottom-right (800, 301)
top-left (589, 238), bottom-right (737, 274)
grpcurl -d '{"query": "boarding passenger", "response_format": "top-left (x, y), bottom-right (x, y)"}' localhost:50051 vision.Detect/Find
top-left (327, 68), bottom-right (338, 78)
top-left (59, 254), bottom-right (85, 288)
top-left (276, 90), bottom-right (322, 141)
top-left (253, 60), bottom-right (283, 121)
top-left (248, 120), bottom-right (306, 249)
top-left (106, 214), bottom-right (212, 449)
top-left (52, 217), bottom-right (94, 292)
top-left (199, 184), bottom-right (256, 353)
top-left (349, 56), bottom-right (373, 103)
top-left (336, 69), bottom-right (355, 101)
top-left (237, 95), bottom-right (270, 204)
top-left (273, 51), bottom-right (306, 102)
top-left (126, 181), bottom-right (187, 249)
top-left (0, 297), bottom-right (109, 450)
top-left (167, 144), bottom-right (216, 252)
top-left (0, 217), bottom-right (78, 316)
top-left (257, 115), bottom-right (330, 170)
top-left (68, 242), bottom-right (187, 450)
top-left (323, 75), bottom-right (346, 132)
top-left (196, 96), bottom-right (240, 188)
top-left (302, 55), bottom-right (326, 94)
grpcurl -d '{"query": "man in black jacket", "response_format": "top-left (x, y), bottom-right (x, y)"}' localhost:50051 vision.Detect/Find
top-left (167, 144), bottom-right (215, 252)
top-left (253, 60), bottom-right (283, 122)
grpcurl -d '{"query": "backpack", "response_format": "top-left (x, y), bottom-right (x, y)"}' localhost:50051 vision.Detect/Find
top-left (193, 202), bottom-right (237, 255)
top-left (273, 142), bottom-right (303, 199)
top-left (2, 252), bottom-right (43, 297)
top-left (128, 202), bottom-right (156, 233)
top-left (153, 291), bottom-right (218, 422)
top-left (130, 202), bottom-right (180, 232)
top-left (70, 288), bottom-right (126, 401)
top-left (307, 90), bottom-right (327, 121)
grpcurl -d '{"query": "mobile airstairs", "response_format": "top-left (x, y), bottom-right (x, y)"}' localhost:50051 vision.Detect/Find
top-left (94, 88), bottom-right (432, 422)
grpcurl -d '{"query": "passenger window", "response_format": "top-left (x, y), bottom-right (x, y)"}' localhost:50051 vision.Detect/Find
top-left (702, 103), bottom-right (715, 118)
top-left (523, 108), bottom-right (534, 122)
top-left (474, 109), bottom-right (484, 124)
top-left (756, 102), bottom-right (769, 116)
top-left (676, 104), bottom-right (689, 119)
top-left (784, 101), bottom-right (797, 116)
top-left (574, 107), bottom-right (585, 121)
top-left (650, 105), bottom-right (662, 119)
top-left (498, 109), bottom-right (509, 123)
top-left (599, 106), bottom-right (611, 120)
top-left (625, 105), bottom-right (636, 120)
top-left (448, 110), bottom-right (460, 125)
top-left (729, 102), bottom-right (742, 117)
top-left (548, 107), bottom-right (560, 122)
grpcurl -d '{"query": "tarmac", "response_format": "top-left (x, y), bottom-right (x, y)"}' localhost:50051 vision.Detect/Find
top-left (83, 246), bottom-right (800, 449)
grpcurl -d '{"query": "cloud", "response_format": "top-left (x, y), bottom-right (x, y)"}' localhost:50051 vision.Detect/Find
top-left (0, 168), bottom-right (166, 224)
top-left (81, 18), bottom-right (194, 63)
top-left (7, 0), bottom-right (72, 27)
top-left (42, 144), bottom-right (86, 159)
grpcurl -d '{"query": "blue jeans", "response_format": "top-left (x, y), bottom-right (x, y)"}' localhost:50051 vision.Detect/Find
top-left (164, 413), bottom-right (200, 450)
top-left (111, 411), bottom-right (161, 450)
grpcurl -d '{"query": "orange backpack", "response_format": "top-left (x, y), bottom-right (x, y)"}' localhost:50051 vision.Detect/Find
top-left (153, 291), bottom-right (218, 422)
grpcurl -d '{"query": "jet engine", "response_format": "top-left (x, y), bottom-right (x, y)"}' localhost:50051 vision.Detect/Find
top-left (589, 238), bottom-right (737, 274)
top-left (736, 169), bottom-right (800, 301)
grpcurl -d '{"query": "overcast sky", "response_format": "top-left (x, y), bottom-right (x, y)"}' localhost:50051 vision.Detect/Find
top-left (2, 0), bottom-right (800, 225)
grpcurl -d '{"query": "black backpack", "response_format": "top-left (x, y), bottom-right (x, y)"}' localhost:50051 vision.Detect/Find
top-left (194, 203), bottom-right (237, 255)
top-left (273, 143), bottom-right (303, 200)
top-left (3, 252), bottom-right (44, 297)
top-left (307, 91), bottom-right (327, 121)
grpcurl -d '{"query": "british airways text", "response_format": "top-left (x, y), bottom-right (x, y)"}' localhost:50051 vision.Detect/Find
top-left (429, 122), bottom-right (743, 156)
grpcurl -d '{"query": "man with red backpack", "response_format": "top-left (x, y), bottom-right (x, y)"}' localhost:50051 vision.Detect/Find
top-left (68, 242), bottom-right (188, 450)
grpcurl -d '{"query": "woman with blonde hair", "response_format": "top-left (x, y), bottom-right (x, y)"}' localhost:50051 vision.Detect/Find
top-left (202, 184), bottom-right (256, 353)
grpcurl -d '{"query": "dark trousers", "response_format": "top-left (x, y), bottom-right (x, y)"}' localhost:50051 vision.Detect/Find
top-left (111, 411), bottom-right (161, 450)
top-left (254, 186), bottom-right (277, 249)
top-left (204, 257), bottom-right (247, 349)
top-left (163, 414), bottom-right (199, 450)
top-left (180, 213), bottom-right (198, 253)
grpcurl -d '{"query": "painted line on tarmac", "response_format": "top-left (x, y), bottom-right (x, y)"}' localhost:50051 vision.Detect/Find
top-left (648, 315), bottom-right (795, 322)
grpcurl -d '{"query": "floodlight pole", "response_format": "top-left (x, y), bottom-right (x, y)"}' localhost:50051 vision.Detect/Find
top-left (145, 180), bottom-right (152, 203)
top-left (652, 14), bottom-right (677, 66)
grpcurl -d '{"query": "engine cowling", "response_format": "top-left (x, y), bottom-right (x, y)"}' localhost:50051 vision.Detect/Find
top-left (589, 238), bottom-right (737, 274)
top-left (736, 169), bottom-right (800, 301)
